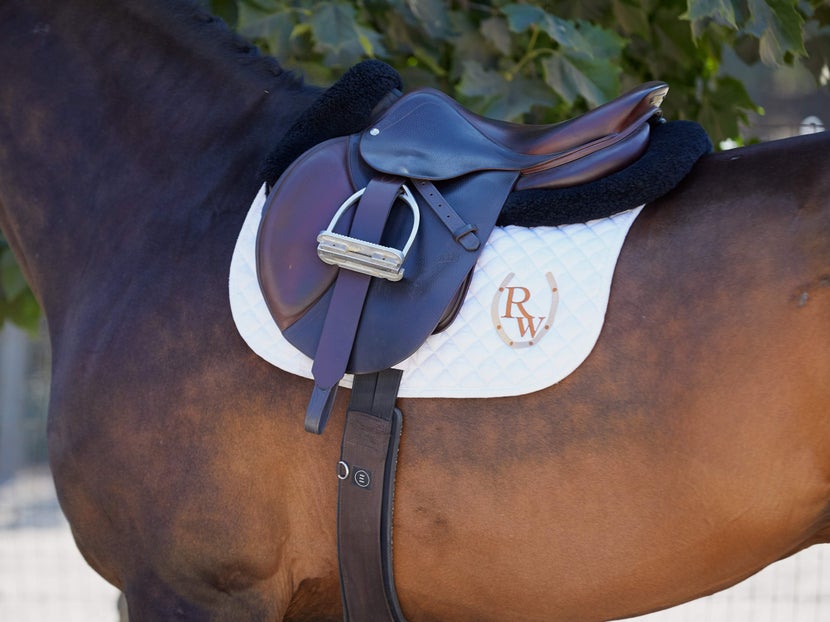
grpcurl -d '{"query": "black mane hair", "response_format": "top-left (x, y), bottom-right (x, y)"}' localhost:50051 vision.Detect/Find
top-left (142, 0), bottom-right (304, 89)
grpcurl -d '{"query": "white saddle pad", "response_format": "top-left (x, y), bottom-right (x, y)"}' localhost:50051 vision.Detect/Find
top-left (229, 185), bottom-right (643, 398)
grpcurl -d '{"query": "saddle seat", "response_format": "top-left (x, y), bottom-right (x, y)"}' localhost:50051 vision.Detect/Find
top-left (256, 78), bottom-right (668, 433)
top-left (363, 82), bottom-right (669, 190)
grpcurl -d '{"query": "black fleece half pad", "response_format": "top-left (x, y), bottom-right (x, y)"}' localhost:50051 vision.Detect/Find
top-left (260, 60), bottom-right (403, 186)
top-left (497, 118), bottom-right (712, 226)
top-left (260, 61), bottom-right (712, 228)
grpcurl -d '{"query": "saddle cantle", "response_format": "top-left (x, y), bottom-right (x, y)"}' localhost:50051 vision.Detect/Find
top-left (256, 78), bottom-right (668, 434)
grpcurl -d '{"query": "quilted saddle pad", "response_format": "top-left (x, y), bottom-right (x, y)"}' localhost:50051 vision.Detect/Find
top-left (230, 185), bottom-right (643, 398)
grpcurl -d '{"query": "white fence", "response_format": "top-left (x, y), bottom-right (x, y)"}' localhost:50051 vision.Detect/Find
top-left (0, 468), bottom-right (121, 621)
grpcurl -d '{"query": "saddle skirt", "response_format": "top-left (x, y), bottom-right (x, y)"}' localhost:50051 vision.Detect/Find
top-left (230, 185), bottom-right (643, 398)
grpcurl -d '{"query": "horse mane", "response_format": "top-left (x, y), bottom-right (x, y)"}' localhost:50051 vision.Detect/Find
top-left (137, 0), bottom-right (304, 90)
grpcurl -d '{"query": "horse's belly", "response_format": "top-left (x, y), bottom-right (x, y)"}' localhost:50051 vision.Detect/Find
top-left (389, 394), bottom-right (829, 621)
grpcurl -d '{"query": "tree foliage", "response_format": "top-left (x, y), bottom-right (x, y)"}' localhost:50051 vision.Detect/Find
top-left (2, 0), bottom-right (828, 330)
top-left (0, 233), bottom-right (40, 333)
top-left (214, 0), bottom-right (828, 141)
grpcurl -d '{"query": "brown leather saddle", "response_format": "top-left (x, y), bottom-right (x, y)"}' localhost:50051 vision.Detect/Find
top-left (255, 77), bottom-right (670, 622)
top-left (256, 81), bottom-right (668, 434)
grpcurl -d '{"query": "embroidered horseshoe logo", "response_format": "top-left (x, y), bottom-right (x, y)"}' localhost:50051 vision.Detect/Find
top-left (490, 272), bottom-right (559, 348)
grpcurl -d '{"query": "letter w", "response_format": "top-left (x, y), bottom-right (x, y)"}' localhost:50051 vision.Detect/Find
top-left (502, 286), bottom-right (545, 338)
top-left (514, 316), bottom-right (545, 338)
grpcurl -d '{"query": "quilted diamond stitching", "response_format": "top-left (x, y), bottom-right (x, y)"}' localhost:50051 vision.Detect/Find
top-left (229, 185), bottom-right (643, 398)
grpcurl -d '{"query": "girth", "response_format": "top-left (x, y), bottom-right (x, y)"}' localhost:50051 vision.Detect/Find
top-left (337, 370), bottom-right (405, 622)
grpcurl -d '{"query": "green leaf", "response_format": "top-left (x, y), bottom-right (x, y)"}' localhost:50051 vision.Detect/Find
top-left (542, 52), bottom-right (621, 107)
top-left (309, 2), bottom-right (358, 53)
top-left (573, 18), bottom-right (626, 59)
top-left (6, 288), bottom-right (40, 333)
top-left (0, 235), bottom-right (39, 331)
top-left (538, 15), bottom-right (582, 49)
top-left (481, 16), bottom-right (512, 55)
top-left (697, 75), bottom-right (760, 143)
top-left (451, 16), bottom-right (495, 71)
top-left (408, 44), bottom-right (449, 78)
top-left (1, 247), bottom-right (28, 300)
top-left (238, 6), bottom-right (296, 58)
top-left (356, 23), bottom-right (387, 58)
top-left (503, 4), bottom-right (580, 48)
top-left (209, 0), bottom-right (239, 26)
top-left (457, 61), bottom-right (552, 120)
top-left (457, 60), bottom-right (509, 98)
top-left (240, 0), bottom-right (281, 11)
top-left (291, 60), bottom-right (337, 85)
top-left (405, 0), bottom-right (453, 39)
top-left (745, 0), bottom-right (806, 64)
top-left (484, 76), bottom-right (553, 121)
top-left (537, 19), bottom-right (624, 107)
top-left (502, 4), bottom-right (546, 34)
top-left (683, 0), bottom-right (739, 32)
top-left (356, 30), bottom-right (375, 56)
top-left (612, 0), bottom-right (652, 39)
top-left (652, 10), bottom-right (700, 68)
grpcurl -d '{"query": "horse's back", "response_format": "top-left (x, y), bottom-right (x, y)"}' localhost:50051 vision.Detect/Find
top-left (78, 132), bottom-right (830, 622)
top-left (384, 132), bottom-right (830, 621)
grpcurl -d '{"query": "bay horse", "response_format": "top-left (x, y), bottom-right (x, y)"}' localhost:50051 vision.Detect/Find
top-left (0, 1), bottom-right (828, 620)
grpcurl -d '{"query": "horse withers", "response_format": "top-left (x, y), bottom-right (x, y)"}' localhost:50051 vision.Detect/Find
top-left (0, 1), bottom-right (828, 620)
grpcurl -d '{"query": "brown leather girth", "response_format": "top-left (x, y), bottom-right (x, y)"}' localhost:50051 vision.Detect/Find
top-left (337, 369), bottom-right (406, 622)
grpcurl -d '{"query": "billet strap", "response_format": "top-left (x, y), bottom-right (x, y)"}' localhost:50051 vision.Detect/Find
top-left (305, 176), bottom-right (406, 434)
top-left (337, 370), bottom-right (406, 622)
top-left (411, 179), bottom-right (480, 251)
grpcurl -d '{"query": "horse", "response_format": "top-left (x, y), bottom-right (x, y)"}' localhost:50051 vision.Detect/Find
top-left (0, 1), bottom-right (828, 620)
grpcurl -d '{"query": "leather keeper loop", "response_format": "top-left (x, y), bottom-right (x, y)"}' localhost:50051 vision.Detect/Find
top-left (452, 223), bottom-right (480, 251)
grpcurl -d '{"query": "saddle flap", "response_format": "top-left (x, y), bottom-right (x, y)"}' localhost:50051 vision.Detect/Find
top-left (256, 137), bottom-right (347, 330)
top-left (359, 90), bottom-right (546, 180)
top-left (257, 132), bottom-right (519, 375)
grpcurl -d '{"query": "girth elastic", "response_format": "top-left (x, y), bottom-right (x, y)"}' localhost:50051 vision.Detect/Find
top-left (337, 369), bottom-right (406, 622)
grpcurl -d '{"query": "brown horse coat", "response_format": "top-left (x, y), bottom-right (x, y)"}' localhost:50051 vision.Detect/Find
top-left (0, 1), bottom-right (828, 620)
